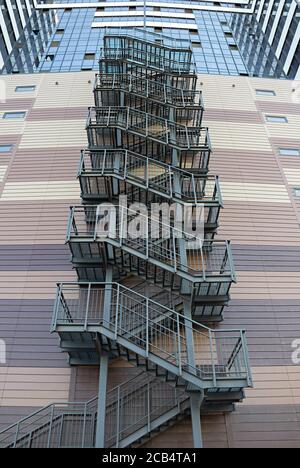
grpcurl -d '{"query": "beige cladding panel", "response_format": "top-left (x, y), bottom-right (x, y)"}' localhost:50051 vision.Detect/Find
top-left (198, 75), bottom-right (257, 111)
top-left (207, 122), bottom-right (272, 151)
top-left (265, 115), bottom-right (300, 139)
top-left (283, 169), bottom-right (300, 186)
top-left (0, 201), bottom-right (76, 244)
top-left (1, 74), bottom-right (42, 101)
top-left (0, 116), bottom-right (26, 135)
top-left (33, 72), bottom-right (95, 109)
top-left (240, 366), bottom-right (300, 406)
top-left (220, 182), bottom-right (290, 203)
top-left (0, 166), bottom-right (7, 182)
top-left (0, 367), bottom-right (71, 407)
top-left (1, 181), bottom-right (81, 201)
top-left (0, 271), bottom-right (76, 300)
top-left (218, 201), bottom-right (300, 246)
top-left (249, 78), bottom-right (296, 103)
top-left (232, 271), bottom-right (300, 300)
top-left (19, 120), bottom-right (87, 149)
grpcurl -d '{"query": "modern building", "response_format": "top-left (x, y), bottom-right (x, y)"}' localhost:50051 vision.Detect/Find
top-left (2, 0), bottom-right (299, 78)
top-left (0, 0), bottom-right (57, 73)
top-left (0, 0), bottom-right (299, 450)
top-left (230, 0), bottom-right (300, 79)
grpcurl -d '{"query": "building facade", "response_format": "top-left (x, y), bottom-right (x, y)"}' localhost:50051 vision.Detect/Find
top-left (0, 0), bottom-right (57, 74)
top-left (3, 0), bottom-right (299, 79)
top-left (0, 54), bottom-right (299, 448)
top-left (231, 0), bottom-right (300, 79)
top-left (0, 0), bottom-right (299, 450)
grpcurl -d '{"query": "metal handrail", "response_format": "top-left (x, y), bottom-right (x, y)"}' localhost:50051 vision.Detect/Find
top-left (105, 373), bottom-right (188, 447)
top-left (77, 148), bottom-right (222, 206)
top-left (66, 205), bottom-right (235, 281)
top-left (0, 397), bottom-right (98, 448)
top-left (102, 33), bottom-right (195, 74)
top-left (94, 73), bottom-right (203, 109)
top-left (0, 372), bottom-right (189, 449)
top-left (104, 28), bottom-right (192, 49)
top-left (86, 106), bottom-right (211, 151)
top-left (53, 282), bottom-right (252, 387)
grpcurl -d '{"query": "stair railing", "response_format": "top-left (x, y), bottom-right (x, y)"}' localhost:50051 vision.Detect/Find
top-left (53, 282), bottom-right (252, 389)
top-left (77, 148), bottom-right (221, 205)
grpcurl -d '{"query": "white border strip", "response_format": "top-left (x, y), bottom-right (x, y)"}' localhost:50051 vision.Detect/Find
top-left (256, 0), bottom-right (266, 22)
top-left (0, 9), bottom-right (13, 53)
top-left (283, 22), bottom-right (300, 75)
top-left (92, 20), bottom-right (198, 30)
top-left (94, 11), bottom-right (195, 19)
top-left (33, 0), bottom-right (256, 14)
top-left (275, 1), bottom-right (297, 58)
top-left (262, 0), bottom-right (274, 33)
top-left (269, 0), bottom-right (285, 45)
top-left (16, 0), bottom-right (27, 27)
top-left (5, 0), bottom-right (20, 40)
top-left (25, 0), bottom-right (33, 17)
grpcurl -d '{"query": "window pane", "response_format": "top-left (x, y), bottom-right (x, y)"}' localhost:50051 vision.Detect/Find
top-left (0, 144), bottom-right (13, 153)
top-left (3, 112), bottom-right (26, 120)
top-left (15, 86), bottom-right (36, 93)
top-left (256, 89), bottom-right (276, 96)
top-left (266, 115), bottom-right (288, 123)
top-left (279, 148), bottom-right (300, 157)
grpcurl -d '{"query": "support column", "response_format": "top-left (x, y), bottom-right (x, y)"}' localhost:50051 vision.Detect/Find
top-left (94, 267), bottom-right (113, 448)
top-left (180, 255), bottom-right (204, 449)
top-left (190, 392), bottom-right (204, 448)
top-left (95, 354), bottom-right (109, 448)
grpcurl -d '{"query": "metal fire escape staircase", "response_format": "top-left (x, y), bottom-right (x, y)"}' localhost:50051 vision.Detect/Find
top-left (0, 30), bottom-right (252, 449)
top-left (0, 374), bottom-right (190, 449)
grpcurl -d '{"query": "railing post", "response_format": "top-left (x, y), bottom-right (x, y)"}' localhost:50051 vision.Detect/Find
top-left (146, 298), bottom-right (149, 357)
top-left (165, 119), bottom-right (169, 144)
top-left (227, 241), bottom-right (236, 282)
top-left (146, 157), bottom-right (149, 189)
top-left (115, 284), bottom-right (120, 340)
top-left (192, 174), bottom-right (197, 205)
top-left (116, 386), bottom-right (121, 448)
top-left (145, 112), bottom-right (149, 137)
top-left (185, 126), bottom-right (189, 150)
top-left (209, 329), bottom-right (217, 388)
top-left (47, 405), bottom-right (55, 448)
top-left (147, 381), bottom-right (151, 432)
top-left (107, 106), bottom-right (111, 126)
top-left (169, 168), bottom-right (173, 199)
top-left (126, 107), bottom-right (130, 130)
top-left (129, 74), bottom-right (132, 93)
top-left (102, 149), bottom-right (107, 176)
top-left (66, 207), bottom-right (75, 242)
top-left (13, 422), bottom-right (20, 448)
top-left (172, 229), bottom-right (177, 273)
top-left (200, 240), bottom-right (206, 281)
top-left (176, 314), bottom-right (182, 375)
top-left (84, 283), bottom-right (91, 331)
top-left (241, 331), bottom-right (252, 387)
top-left (181, 88), bottom-right (185, 107)
top-left (124, 150), bottom-right (128, 180)
top-left (81, 403), bottom-right (87, 448)
top-left (119, 205), bottom-right (125, 247)
top-left (51, 284), bottom-right (61, 332)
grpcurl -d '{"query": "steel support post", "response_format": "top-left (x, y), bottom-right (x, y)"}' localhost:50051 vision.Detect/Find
top-left (95, 267), bottom-right (113, 448)
top-left (95, 354), bottom-right (109, 448)
top-left (190, 392), bottom-right (204, 449)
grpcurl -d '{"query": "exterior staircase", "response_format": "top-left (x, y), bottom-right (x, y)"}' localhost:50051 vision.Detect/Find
top-left (0, 374), bottom-right (189, 449)
top-left (51, 282), bottom-right (251, 393)
top-left (0, 29), bottom-right (252, 449)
